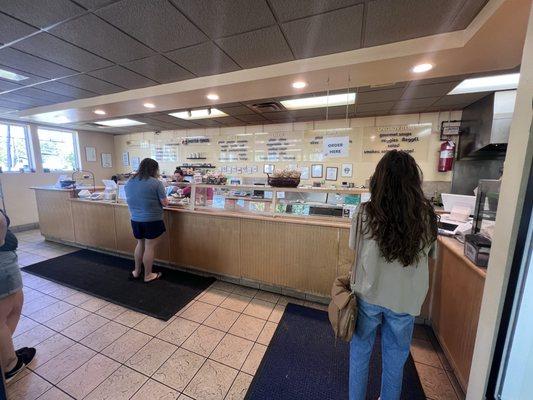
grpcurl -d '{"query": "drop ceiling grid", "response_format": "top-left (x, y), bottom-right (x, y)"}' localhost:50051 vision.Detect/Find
top-left (0, 0), bottom-right (488, 111)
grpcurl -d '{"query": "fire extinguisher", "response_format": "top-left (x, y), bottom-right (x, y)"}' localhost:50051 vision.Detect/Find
top-left (438, 140), bottom-right (455, 172)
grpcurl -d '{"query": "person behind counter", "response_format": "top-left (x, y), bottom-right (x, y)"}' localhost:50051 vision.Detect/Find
top-left (348, 150), bottom-right (438, 400)
top-left (0, 210), bottom-right (36, 382)
top-left (125, 158), bottom-right (169, 283)
top-left (173, 167), bottom-right (191, 197)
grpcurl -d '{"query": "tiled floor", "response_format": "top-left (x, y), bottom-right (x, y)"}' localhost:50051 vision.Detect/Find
top-left (6, 230), bottom-right (465, 400)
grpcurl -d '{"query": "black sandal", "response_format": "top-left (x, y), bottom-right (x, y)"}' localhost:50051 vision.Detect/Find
top-left (5, 347), bottom-right (36, 383)
top-left (129, 272), bottom-right (141, 281)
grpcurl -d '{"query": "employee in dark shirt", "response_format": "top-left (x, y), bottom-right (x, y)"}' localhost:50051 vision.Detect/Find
top-left (0, 210), bottom-right (36, 383)
top-left (125, 158), bottom-right (169, 283)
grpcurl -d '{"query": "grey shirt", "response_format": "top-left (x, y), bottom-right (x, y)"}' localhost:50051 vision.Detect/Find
top-left (349, 207), bottom-right (436, 316)
top-left (125, 177), bottom-right (166, 222)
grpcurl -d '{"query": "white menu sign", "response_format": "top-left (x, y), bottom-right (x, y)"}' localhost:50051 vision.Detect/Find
top-left (323, 136), bottom-right (349, 158)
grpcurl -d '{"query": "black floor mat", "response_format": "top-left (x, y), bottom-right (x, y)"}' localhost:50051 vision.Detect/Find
top-left (245, 303), bottom-right (425, 400)
top-left (22, 249), bottom-right (215, 321)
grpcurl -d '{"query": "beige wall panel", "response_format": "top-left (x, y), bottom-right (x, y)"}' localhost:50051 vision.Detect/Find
top-left (114, 206), bottom-right (169, 262)
top-left (168, 212), bottom-right (240, 277)
top-left (71, 201), bottom-right (117, 251)
top-left (240, 219), bottom-right (339, 295)
top-left (431, 243), bottom-right (485, 392)
top-left (34, 190), bottom-right (75, 241)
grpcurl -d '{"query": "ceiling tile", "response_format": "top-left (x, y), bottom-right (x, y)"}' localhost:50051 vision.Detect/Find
top-left (172, 0), bottom-right (275, 38)
top-left (0, 93), bottom-right (49, 107)
top-left (216, 26), bottom-right (294, 69)
top-left (75, 0), bottom-right (121, 10)
top-left (50, 14), bottom-right (154, 63)
top-left (31, 81), bottom-right (98, 99)
top-left (282, 5), bottom-right (363, 58)
top-left (0, 48), bottom-right (76, 79)
top-left (13, 33), bottom-right (113, 72)
top-left (0, 98), bottom-right (34, 110)
top-left (88, 65), bottom-right (158, 89)
top-left (149, 113), bottom-right (186, 124)
top-left (97, 0), bottom-right (206, 52)
top-left (7, 87), bottom-right (74, 103)
top-left (413, 74), bottom-right (471, 86)
top-left (392, 97), bottom-right (440, 110)
top-left (0, 13), bottom-right (37, 44)
top-left (356, 87), bottom-right (405, 104)
top-left (364, 0), bottom-right (465, 47)
top-left (122, 55), bottom-right (194, 83)
top-left (431, 92), bottom-right (489, 107)
top-left (192, 119), bottom-right (224, 127)
top-left (214, 116), bottom-right (244, 125)
top-left (165, 42), bottom-right (240, 77)
top-left (234, 114), bottom-right (268, 123)
top-left (262, 111), bottom-right (296, 121)
top-left (289, 108), bottom-right (327, 118)
top-left (0, 79), bottom-right (22, 93)
top-left (452, 0), bottom-right (489, 30)
top-left (356, 101), bottom-right (395, 113)
top-left (357, 82), bottom-right (408, 92)
top-left (401, 81), bottom-right (460, 99)
top-left (0, 65), bottom-right (46, 85)
top-left (0, 0), bottom-right (85, 28)
top-left (58, 74), bottom-right (125, 94)
top-left (269, 0), bottom-right (362, 22)
top-left (217, 105), bottom-right (256, 116)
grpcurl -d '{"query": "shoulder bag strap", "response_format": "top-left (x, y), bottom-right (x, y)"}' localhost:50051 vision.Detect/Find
top-left (349, 208), bottom-right (363, 286)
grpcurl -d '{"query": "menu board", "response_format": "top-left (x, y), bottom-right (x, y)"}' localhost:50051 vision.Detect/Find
top-left (218, 136), bottom-right (251, 162)
top-left (254, 132), bottom-right (303, 162)
top-left (151, 143), bottom-right (178, 162)
top-left (362, 124), bottom-right (432, 162)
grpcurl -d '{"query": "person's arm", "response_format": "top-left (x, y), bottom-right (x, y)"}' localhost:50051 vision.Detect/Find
top-left (0, 212), bottom-right (7, 247)
top-left (157, 181), bottom-right (169, 207)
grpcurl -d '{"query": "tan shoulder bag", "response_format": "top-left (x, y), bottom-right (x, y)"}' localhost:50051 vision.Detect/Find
top-left (328, 210), bottom-right (362, 342)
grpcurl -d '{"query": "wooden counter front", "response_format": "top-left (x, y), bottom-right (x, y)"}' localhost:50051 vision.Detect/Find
top-left (34, 189), bottom-right (75, 242)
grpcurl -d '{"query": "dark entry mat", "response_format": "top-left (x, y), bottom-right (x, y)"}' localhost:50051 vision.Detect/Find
top-left (245, 303), bottom-right (425, 400)
top-left (22, 249), bottom-right (215, 321)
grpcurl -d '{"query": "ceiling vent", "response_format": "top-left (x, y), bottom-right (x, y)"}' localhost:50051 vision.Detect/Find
top-left (250, 101), bottom-right (285, 113)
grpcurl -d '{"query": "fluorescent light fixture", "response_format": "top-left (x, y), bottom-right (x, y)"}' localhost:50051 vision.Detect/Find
top-left (31, 112), bottom-right (71, 124)
top-left (448, 73), bottom-right (520, 95)
top-left (411, 63), bottom-right (433, 73)
top-left (0, 68), bottom-right (28, 81)
top-left (280, 93), bottom-right (356, 110)
top-left (94, 118), bottom-right (146, 127)
top-left (206, 93), bottom-right (219, 101)
top-left (169, 108), bottom-right (228, 120)
top-left (143, 102), bottom-right (156, 108)
top-left (93, 109), bottom-right (106, 115)
top-left (292, 81), bottom-right (307, 89)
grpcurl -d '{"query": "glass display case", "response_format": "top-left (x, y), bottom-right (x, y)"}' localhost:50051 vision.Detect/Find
top-left (189, 184), bottom-right (369, 221)
top-left (472, 179), bottom-right (501, 237)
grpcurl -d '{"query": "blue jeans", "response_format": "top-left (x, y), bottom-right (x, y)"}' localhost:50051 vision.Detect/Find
top-left (349, 298), bottom-right (415, 400)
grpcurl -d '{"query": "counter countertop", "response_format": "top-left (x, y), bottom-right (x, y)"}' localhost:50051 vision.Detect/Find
top-left (32, 186), bottom-right (105, 191)
top-left (437, 236), bottom-right (487, 279)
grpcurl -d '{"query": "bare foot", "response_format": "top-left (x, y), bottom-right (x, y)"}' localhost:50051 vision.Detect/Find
top-left (144, 272), bottom-right (162, 283)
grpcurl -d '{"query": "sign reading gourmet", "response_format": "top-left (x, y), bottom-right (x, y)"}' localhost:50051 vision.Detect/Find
top-left (362, 124), bottom-right (432, 162)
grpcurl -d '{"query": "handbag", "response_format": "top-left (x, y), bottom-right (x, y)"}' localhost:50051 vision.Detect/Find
top-left (328, 210), bottom-right (362, 342)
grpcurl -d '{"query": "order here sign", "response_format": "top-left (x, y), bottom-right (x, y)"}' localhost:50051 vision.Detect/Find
top-left (324, 136), bottom-right (349, 158)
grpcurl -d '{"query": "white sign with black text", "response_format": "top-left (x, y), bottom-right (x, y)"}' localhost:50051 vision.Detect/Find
top-left (323, 136), bottom-right (349, 158)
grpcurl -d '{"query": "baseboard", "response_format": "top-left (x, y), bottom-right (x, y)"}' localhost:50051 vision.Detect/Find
top-left (10, 223), bottom-right (39, 233)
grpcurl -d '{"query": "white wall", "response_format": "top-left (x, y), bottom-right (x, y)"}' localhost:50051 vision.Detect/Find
top-left (0, 125), bottom-right (115, 227)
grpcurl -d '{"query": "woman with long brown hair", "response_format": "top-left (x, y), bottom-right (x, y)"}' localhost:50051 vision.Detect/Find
top-left (125, 158), bottom-right (169, 283)
top-left (349, 150), bottom-right (438, 400)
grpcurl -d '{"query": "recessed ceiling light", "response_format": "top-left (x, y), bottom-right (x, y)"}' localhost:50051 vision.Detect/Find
top-left (94, 118), bottom-right (146, 127)
top-left (169, 108), bottom-right (228, 120)
top-left (143, 102), bottom-right (156, 108)
top-left (280, 93), bottom-right (356, 110)
top-left (206, 94), bottom-right (219, 101)
top-left (0, 68), bottom-right (28, 81)
top-left (93, 109), bottom-right (106, 115)
top-left (292, 81), bottom-right (307, 89)
top-left (448, 73), bottom-right (520, 95)
top-left (412, 63), bottom-right (433, 73)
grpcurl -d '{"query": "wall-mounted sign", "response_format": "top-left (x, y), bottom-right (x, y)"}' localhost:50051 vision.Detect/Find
top-left (362, 124), bottom-right (432, 162)
top-left (323, 136), bottom-right (349, 158)
top-left (326, 167), bottom-right (338, 181)
top-left (311, 164), bottom-right (323, 178)
top-left (341, 163), bottom-right (353, 178)
top-left (101, 153), bottom-right (112, 168)
top-left (85, 147), bottom-right (96, 162)
top-left (122, 152), bottom-right (129, 166)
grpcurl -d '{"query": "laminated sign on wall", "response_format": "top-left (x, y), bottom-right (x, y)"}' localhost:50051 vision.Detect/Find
top-left (323, 136), bottom-right (349, 158)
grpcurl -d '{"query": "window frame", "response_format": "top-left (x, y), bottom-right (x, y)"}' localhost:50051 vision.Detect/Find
top-left (0, 120), bottom-right (34, 173)
top-left (36, 126), bottom-right (81, 172)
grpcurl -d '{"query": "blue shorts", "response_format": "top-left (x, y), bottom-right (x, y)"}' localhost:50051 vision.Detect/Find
top-left (131, 220), bottom-right (166, 240)
top-left (0, 251), bottom-right (22, 300)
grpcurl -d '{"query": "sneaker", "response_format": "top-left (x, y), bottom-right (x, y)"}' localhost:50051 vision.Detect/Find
top-left (4, 347), bottom-right (36, 383)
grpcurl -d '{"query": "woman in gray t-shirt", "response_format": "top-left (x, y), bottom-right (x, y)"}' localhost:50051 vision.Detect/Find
top-left (125, 158), bottom-right (169, 283)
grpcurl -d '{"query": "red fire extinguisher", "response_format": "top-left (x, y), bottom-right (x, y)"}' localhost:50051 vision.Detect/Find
top-left (438, 140), bottom-right (455, 172)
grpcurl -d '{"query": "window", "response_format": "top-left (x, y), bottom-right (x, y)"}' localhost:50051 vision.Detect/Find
top-left (37, 128), bottom-right (79, 171)
top-left (0, 122), bottom-right (32, 172)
